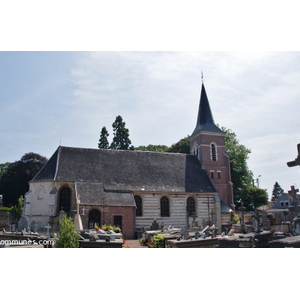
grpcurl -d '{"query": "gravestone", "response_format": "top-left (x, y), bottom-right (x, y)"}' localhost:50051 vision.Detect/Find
top-left (253, 210), bottom-right (260, 233)
top-left (0, 195), bottom-right (3, 207)
top-left (89, 231), bottom-right (99, 241)
top-left (44, 224), bottom-right (52, 238)
top-left (184, 230), bottom-right (189, 240)
top-left (191, 212), bottom-right (198, 227)
top-left (17, 215), bottom-right (29, 232)
top-left (150, 219), bottom-right (159, 230)
top-left (31, 220), bottom-right (37, 232)
top-left (6, 223), bottom-right (11, 232)
top-left (262, 210), bottom-right (270, 230)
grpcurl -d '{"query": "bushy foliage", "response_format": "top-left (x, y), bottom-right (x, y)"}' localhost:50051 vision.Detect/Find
top-left (151, 235), bottom-right (165, 248)
top-left (55, 215), bottom-right (79, 248)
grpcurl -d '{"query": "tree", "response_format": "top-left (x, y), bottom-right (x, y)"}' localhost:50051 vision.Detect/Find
top-left (0, 152), bottom-right (48, 207)
top-left (55, 214), bottom-right (79, 248)
top-left (241, 186), bottom-right (268, 210)
top-left (221, 126), bottom-right (254, 207)
top-left (135, 144), bottom-right (169, 152)
top-left (167, 136), bottom-right (190, 154)
top-left (271, 181), bottom-right (284, 202)
top-left (110, 115), bottom-right (133, 150)
top-left (0, 162), bottom-right (11, 179)
top-left (98, 126), bottom-right (110, 149)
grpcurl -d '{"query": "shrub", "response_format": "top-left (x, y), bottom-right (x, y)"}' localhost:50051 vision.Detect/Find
top-left (151, 235), bottom-right (165, 248)
top-left (55, 215), bottom-right (79, 248)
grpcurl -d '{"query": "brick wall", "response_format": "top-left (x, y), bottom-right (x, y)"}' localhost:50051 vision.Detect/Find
top-left (80, 205), bottom-right (135, 239)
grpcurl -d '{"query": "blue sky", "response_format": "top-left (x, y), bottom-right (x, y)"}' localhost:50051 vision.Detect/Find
top-left (1, 51), bottom-right (300, 198)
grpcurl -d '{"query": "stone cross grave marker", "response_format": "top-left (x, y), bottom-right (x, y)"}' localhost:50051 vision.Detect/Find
top-left (288, 185), bottom-right (299, 206)
top-left (287, 143), bottom-right (300, 167)
top-left (44, 224), bottom-right (52, 238)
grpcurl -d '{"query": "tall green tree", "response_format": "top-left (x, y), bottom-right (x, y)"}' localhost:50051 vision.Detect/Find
top-left (0, 153), bottom-right (47, 207)
top-left (110, 115), bottom-right (133, 150)
top-left (271, 181), bottom-right (284, 202)
top-left (98, 126), bottom-right (110, 149)
top-left (221, 126), bottom-right (254, 207)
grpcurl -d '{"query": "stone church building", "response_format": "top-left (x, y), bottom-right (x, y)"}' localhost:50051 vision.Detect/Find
top-left (24, 82), bottom-right (234, 239)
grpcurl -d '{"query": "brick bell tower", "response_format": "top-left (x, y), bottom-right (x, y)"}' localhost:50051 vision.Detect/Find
top-left (189, 80), bottom-right (234, 208)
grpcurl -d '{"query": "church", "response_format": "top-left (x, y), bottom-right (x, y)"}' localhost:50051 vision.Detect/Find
top-left (24, 82), bottom-right (234, 239)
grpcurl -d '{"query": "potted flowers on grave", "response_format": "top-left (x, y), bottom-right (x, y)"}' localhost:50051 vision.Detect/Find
top-left (139, 237), bottom-right (148, 246)
top-left (101, 224), bottom-right (122, 233)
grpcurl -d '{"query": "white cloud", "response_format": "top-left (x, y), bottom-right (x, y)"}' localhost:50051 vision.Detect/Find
top-left (2, 51), bottom-right (300, 196)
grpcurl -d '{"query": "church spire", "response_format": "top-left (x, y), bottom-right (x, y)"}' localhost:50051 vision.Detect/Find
top-left (191, 82), bottom-right (224, 136)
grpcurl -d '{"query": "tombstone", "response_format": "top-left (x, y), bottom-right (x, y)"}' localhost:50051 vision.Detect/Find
top-left (0, 195), bottom-right (3, 207)
top-left (59, 210), bottom-right (65, 223)
top-left (192, 212), bottom-right (198, 227)
top-left (262, 210), bottom-right (270, 230)
top-left (150, 219), bottom-right (159, 230)
top-left (44, 224), bottom-right (52, 238)
top-left (179, 227), bottom-right (184, 236)
top-left (238, 203), bottom-right (246, 233)
top-left (31, 220), bottom-right (37, 233)
top-left (288, 186), bottom-right (299, 207)
top-left (253, 210), bottom-right (260, 233)
top-left (5, 223), bottom-right (11, 232)
top-left (184, 230), bottom-right (190, 240)
top-left (17, 215), bottom-right (29, 232)
top-left (89, 231), bottom-right (99, 241)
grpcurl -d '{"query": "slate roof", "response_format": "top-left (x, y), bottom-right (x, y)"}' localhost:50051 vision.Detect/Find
top-left (75, 182), bottom-right (135, 206)
top-left (191, 83), bottom-right (224, 136)
top-left (32, 146), bottom-right (216, 194)
top-left (271, 193), bottom-right (300, 209)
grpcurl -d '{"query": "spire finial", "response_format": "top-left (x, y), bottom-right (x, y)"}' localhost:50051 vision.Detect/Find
top-left (201, 70), bottom-right (204, 83)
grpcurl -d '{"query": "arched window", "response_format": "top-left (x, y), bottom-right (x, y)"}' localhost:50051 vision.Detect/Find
top-left (88, 209), bottom-right (101, 229)
top-left (187, 197), bottom-right (196, 217)
top-left (211, 143), bottom-right (217, 161)
top-left (58, 187), bottom-right (71, 213)
top-left (160, 197), bottom-right (170, 217)
top-left (134, 195), bottom-right (142, 216)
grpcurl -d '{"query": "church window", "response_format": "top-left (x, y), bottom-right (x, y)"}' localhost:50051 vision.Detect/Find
top-left (160, 196), bottom-right (170, 217)
top-left (58, 187), bottom-right (71, 213)
top-left (217, 171), bottom-right (221, 179)
top-left (187, 197), bottom-right (196, 217)
top-left (210, 171), bottom-right (214, 179)
top-left (88, 209), bottom-right (101, 229)
top-left (134, 195), bottom-right (143, 216)
top-left (210, 143), bottom-right (217, 161)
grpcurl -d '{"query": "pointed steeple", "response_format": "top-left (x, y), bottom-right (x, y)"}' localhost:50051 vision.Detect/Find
top-left (191, 83), bottom-right (224, 136)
